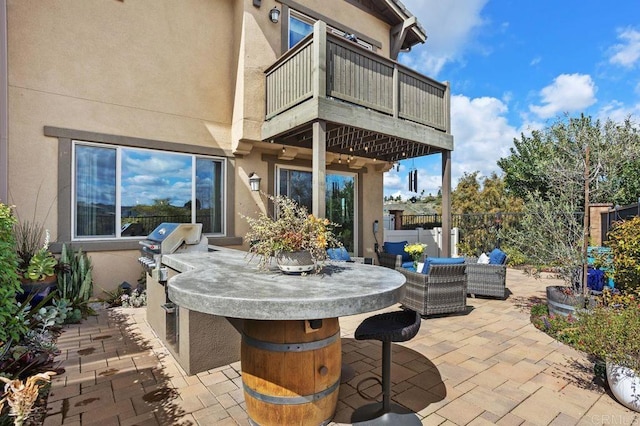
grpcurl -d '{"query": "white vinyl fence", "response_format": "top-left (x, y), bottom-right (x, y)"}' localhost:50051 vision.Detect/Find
top-left (383, 227), bottom-right (459, 258)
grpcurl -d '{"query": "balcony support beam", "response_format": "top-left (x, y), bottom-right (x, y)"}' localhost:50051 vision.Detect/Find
top-left (312, 120), bottom-right (327, 218)
top-left (441, 150), bottom-right (452, 257)
top-left (312, 20), bottom-right (327, 100)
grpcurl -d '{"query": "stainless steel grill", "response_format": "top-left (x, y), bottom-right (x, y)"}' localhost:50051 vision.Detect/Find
top-left (138, 222), bottom-right (208, 281)
top-left (139, 222), bottom-right (208, 355)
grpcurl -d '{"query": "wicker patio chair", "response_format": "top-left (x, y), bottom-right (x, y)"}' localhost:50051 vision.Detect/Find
top-left (464, 257), bottom-right (508, 299)
top-left (377, 251), bottom-right (403, 269)
top-left (397, 264), bottom-right (467, 316)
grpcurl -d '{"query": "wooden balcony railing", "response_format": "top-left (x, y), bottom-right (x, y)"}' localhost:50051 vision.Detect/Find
top-left (265, 21), bottom-right (450, 133)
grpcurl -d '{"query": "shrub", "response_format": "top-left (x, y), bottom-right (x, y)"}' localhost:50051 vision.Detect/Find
top-left (56, 244), bottom-right (94, 319)
top-left (0, 204), bottom-right (28, 344)
top-left (502, 246), bottom-right (527, 266)
top-left (530, 304), bottom-right (580, 347)
top-left (606, 216), bottom-right (640, 293)
top-left (574, 289), bottom-right (640, 372)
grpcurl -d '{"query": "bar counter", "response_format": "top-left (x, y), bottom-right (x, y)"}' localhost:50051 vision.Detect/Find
top-left (165, 247), bottom-right (406, 425)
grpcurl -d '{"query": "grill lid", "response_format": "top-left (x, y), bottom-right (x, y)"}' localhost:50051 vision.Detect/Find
top-left (139, 223), bottom-right (203, 254)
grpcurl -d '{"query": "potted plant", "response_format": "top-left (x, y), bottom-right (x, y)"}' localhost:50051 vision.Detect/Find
top-left (574, 289), bottom-right (640, 412)
top-left (14, 224), bottom-right (58, 301)
top-left (404, 242), bottom-right (427, 271)
top-left (244, 195), bottom-right (341, 273)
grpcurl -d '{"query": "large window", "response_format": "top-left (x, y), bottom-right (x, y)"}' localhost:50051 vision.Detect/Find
top-left (278, 167), bottom-right (356, 253)
top-left (288, 10), bottom-right (373, 50)
top-left (73, 142), bottom-right (225, 239)
top-left (289, 12), bottom-right (313, 48)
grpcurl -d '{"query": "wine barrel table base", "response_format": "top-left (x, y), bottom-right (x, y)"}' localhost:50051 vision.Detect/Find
top-left (241, 318), bottom-right (341, 425)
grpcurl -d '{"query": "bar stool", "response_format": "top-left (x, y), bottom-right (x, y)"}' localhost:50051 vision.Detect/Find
top-left (351, 309), bottom-right (422, 425)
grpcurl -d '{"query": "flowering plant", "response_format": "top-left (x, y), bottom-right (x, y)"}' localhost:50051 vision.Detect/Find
top-left (573, 288), bottom-right (640, 372)
top-left (404, 243), bottom-right (426, 262)
top-left (243, 195), bottom-right (341, 271)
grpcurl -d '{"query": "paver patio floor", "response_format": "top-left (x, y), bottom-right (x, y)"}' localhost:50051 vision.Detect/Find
top-left (43, 269), bottom-right (639, 425)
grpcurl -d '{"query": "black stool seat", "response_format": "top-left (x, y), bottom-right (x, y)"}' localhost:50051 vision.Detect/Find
top-left (355, 310), bottom-right (421, 343)
top-left (351, 310), bottom-right (422, 425)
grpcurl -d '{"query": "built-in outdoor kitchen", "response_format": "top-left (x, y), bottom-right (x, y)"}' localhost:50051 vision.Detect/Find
top-left (138, 223), bottom-right (241, 375)
top-left (136, 222), bottom-right (406, 424)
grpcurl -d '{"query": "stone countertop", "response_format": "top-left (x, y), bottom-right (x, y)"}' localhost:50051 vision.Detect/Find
top-left (165, 248), bottom-right (406, 321)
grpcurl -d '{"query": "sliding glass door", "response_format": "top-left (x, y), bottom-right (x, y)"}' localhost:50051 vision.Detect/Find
top-left (277, 167), bottom-right (357, 253)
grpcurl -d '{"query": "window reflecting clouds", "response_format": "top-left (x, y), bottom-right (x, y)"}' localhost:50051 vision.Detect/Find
top-left (74, 142), bottom-right (224, 238)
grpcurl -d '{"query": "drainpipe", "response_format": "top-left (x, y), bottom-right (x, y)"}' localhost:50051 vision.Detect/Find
top-left (0, 0), bottom-right (7, 203)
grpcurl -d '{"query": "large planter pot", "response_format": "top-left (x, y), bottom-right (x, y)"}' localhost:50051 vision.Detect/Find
top-left (606, 362), bottom-right (640, 412)
top-left (546, 285), bottom-right (585, 317)
top-left (17, 275), bottom-right (57, 304)
top-left (275, 250), bottom-right (315, 274)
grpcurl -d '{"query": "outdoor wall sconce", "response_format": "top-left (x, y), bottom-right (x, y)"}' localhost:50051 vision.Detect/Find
top-left (269, 7), bottom-right (280, 23)
top-left (249, 172), bottom-right (262, 192)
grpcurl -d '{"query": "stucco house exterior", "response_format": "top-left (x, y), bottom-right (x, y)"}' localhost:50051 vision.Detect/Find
top-left (0, 0), bottom-right (453, 293)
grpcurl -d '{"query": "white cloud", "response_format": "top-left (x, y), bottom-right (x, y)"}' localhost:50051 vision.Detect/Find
top-left (384, 94), bottom-right (519, 198)
top-left (609, 27), bottom-right (640, 68)
top-left (529, 74), bottom-right (597, 119)
top-left (400, 0), bottom-right (489, 76)
top-left (450, 95), bottom-right (518, 180)
top-left (597, 100), bottom-right (640, 123)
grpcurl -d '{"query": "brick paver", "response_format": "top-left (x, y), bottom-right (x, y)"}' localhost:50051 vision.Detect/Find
top-left (43, 269), bottom-right (639, 425)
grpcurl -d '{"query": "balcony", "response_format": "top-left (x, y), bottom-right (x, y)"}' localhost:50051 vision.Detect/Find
top-left (262, 21), bottom-right (453, 163)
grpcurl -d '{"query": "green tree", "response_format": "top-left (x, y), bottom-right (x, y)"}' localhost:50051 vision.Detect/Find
top-left (452, 171), bottom-right (523, 215)
top-left (451, 172), bottom-right (523, 256)
top-left (500, 115), bottom-right (640, 291)
top-left (498, 115), bottom-right (640, 206)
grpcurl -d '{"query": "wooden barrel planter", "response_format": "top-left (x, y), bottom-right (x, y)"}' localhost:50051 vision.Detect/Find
top-left (241, 318), bottom-right (341, 426)
top-left (546, 285), bottom-right (585, 317)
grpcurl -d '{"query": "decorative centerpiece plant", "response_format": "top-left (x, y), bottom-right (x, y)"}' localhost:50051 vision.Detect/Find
top-left (404, 243), bottom-right (427, 270)
top-left (244, 195), bottom-right (341, 272)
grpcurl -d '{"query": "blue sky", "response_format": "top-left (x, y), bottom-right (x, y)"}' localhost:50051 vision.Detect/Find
top-left (384, 0), bottom-right (640, 199)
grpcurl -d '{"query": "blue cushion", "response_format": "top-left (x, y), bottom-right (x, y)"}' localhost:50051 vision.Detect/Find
top-left (401, 261), bottom-right (415, 270)
top-left (488, 248), bottom-right (507, 265)
top-left (422, 257), bottom-right (464, 274)
top-left (383, 241), bottom-right (411, 262)
top-left (587, 267), bottom-right (606, 292)
top-left (327, 247), bottom-right (352, 261)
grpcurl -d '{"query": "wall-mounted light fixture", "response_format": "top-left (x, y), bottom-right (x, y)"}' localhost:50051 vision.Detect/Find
top-left (269, 7), bottom-right (281, 23)
top-left (249, 172), bottom-right (262, 192)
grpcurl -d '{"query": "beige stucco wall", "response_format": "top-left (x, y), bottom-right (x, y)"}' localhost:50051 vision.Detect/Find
top-left (7, 0), bottom-right (241, 291)
top-left (7, 0), bottom-right (398, 292)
